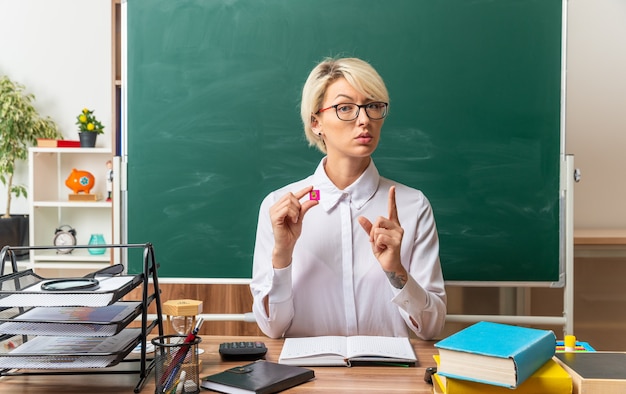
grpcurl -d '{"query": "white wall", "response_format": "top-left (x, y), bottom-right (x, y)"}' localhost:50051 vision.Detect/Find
top-left (566, 0), bottom-right (626, 228)
top-left (0, 0), bottom-right (112, 214)
top-left (0, 0), bottom-right (624, 230)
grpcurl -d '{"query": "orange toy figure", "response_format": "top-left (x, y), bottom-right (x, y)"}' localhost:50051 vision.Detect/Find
top-left (65, 168), bottom-right (95, 194)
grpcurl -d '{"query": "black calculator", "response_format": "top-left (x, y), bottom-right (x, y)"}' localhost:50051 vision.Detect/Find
top-left (219, 341), bottom-right (267, 361)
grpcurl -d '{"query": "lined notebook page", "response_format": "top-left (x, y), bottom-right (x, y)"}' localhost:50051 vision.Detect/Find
top-left (281, 336), bottom-right (348, 358)
top-left (347, 336), bottom-right (416, 359)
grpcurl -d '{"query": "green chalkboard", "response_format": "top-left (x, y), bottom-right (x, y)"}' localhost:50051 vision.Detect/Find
top-left (126, 0), bottom-right (563, 281)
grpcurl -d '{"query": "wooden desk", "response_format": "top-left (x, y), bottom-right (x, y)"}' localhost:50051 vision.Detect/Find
top-left (0, 335), bottom-right (437, 393)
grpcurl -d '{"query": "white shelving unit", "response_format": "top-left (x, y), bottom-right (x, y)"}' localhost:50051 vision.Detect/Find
top-left (28, 147), bottom-right (120, 276)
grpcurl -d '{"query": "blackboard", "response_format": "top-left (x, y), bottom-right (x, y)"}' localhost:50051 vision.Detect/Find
top-left (126, 0), bottom-right (564, 281)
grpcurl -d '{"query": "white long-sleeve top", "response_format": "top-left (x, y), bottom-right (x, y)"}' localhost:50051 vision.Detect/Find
top-left (250, 159), bottom-right (446, 339)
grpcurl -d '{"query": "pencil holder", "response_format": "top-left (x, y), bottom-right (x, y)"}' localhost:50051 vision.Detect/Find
top-left (152, 334), bottom-right (202, 394)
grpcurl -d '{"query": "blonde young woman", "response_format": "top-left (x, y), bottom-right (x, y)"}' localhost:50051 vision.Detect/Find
top-left (251, 57), bottom-right (446, 340)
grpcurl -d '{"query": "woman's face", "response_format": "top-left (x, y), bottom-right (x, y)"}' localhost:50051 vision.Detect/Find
top-left (313, 78), bottom-right (385, 161)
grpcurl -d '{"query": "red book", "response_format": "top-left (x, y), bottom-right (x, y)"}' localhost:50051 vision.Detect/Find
top-left (57, 140), bottom-right (81, 147)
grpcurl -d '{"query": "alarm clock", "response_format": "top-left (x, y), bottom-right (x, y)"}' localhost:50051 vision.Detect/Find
top-left (53, 225), bottom-right (77, 254)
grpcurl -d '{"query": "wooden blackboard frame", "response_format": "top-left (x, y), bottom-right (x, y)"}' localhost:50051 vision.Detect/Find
top-left (123, 0), bottom-right (566, 285)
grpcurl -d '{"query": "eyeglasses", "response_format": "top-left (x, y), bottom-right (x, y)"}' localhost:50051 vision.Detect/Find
top-left (317, 102), bottom-right (388, 121)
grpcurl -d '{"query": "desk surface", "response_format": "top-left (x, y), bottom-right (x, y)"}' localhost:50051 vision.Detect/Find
top-left (0, 335), bottom-right (437, 393)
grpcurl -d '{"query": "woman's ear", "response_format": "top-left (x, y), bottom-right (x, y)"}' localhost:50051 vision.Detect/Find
top-left (311, 115), bottom-right (322, 135)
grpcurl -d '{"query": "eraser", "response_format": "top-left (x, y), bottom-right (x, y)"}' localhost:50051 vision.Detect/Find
top-left (184, 380), bottom-right (198, 393)
top-left (309, 190), bottom-right (320, 200)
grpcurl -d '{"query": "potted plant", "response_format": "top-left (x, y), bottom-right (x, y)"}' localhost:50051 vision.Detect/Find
top-left (76, 108), bottom-right (104, 147)
top-left (0, 75), bottom-right (61, 256)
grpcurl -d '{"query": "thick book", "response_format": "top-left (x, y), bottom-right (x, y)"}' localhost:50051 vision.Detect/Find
top-left (201, 360), bottom-right (314, 394)
top-left (278, 335), bottom-right (417, 367)
top-left (554, 352), bottom-right (626, 394)
top-left (434, 321), bottom-right (556, 388)
top-left (433, 355), bottom-right (572, 394)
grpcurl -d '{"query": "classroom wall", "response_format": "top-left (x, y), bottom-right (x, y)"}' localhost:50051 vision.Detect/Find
top-left (0, 0), bottom-right (112, 215)
top-left (566, 0), bottom-right (626, 229)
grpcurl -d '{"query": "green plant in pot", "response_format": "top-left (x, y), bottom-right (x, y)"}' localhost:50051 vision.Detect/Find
top-left (0, 75), bottom-right (61, 256)
top-left (76, 108), bottom-right (104, 147)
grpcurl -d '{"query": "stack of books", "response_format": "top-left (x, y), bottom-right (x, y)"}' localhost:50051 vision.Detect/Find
top-left (555, 339), bottom-right (595, 353)
top-left (433, 321), bottom-right (572, 394)
top-left (432, 355), bottom-right (572, 394)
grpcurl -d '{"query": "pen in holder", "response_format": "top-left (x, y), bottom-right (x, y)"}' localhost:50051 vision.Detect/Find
top-left (152, 318), bottom-right (204, 394)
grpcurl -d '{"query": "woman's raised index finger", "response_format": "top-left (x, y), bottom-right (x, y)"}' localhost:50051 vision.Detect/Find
top-left (388, 186), bottom-right (399, 222)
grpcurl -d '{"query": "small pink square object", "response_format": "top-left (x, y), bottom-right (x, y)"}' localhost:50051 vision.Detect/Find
top-left (309, 190), bottom-right (320, 201)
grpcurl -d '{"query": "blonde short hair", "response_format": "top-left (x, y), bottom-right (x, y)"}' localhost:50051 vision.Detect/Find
top-left (300, 57), bottom-right (389, 153)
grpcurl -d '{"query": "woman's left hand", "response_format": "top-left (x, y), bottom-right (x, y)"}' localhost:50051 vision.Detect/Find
top-left (358, 186), bottom-right (408, 288)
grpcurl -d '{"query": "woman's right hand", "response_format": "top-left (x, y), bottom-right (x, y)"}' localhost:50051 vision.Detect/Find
top-left (269, 186), bottom-right (319, 268)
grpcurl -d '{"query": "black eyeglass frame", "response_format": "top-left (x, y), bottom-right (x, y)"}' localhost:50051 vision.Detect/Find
top-left (317, 102), bottom-right (389, 121)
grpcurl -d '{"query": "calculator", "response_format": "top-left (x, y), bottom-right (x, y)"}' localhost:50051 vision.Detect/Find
top-left (219, 341), bottom-right (267, 361)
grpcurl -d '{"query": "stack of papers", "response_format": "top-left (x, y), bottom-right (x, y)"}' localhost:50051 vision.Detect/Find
top-left (0, 328), bottom-right (141, 369)
top-left (0, 276), bottom-right (136, 307)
